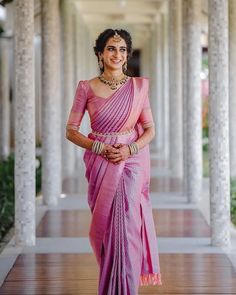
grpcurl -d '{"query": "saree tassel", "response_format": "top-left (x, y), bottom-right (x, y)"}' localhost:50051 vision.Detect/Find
top-left (139, 273), bottom-right (162, 286)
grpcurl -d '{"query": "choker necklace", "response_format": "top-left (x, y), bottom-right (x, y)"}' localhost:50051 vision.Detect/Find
top-left (98, 74), bottom-right (129, 90)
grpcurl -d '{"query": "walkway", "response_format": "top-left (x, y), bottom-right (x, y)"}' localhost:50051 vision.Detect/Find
top-left (0, 154), bottom-right (236, 294)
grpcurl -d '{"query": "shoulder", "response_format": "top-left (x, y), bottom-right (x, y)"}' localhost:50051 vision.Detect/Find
top-left (87, 77), bottom-right (100, 88)
top-left (132, 76), bottom-right (149, 85)
top-left (87, 77), bottom-right (98, 84)
top-left (74, 80), bottom-right (90, 98)
top-left (75, 79), bottom-right (93, 92)
top-left (132, 76), bottom-right (149, 91)
top-left (132, 76), bottom-right (149, 80)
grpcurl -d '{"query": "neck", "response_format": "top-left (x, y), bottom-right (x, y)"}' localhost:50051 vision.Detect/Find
top-left (103, 68), bottom-right (124, 79)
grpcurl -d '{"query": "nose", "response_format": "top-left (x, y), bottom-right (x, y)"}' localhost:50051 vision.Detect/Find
top-left (113, 49), bottom-right (120, 58)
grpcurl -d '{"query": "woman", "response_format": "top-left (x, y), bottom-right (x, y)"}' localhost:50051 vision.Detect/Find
top-left (66, 29), bottom-right (162, 295)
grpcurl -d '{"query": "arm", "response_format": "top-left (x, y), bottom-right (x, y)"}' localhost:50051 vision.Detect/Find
top-left (66, 126), bottom-right (119, 156)
top-left (66, 128), bottom-right (94, 150)
top-left (66, 80), bottom-right (118, 156)
top-left (66, 81), bottom-right (96, 152)
top-left (135, 125), bottom-right (155, 150)
top-left (66, 127), bottom-right (119, 156)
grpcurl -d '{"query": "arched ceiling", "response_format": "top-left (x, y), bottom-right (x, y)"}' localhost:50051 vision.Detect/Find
top-left (73, 0), bottom-right (165, 49)
top-left (0, 0), bottom-right (209, 48)
top-left (73, 0), bottom-right (208, 48)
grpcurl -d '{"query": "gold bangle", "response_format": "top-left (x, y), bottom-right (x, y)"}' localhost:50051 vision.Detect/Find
top-left (92, 140), bottom-right (104, 155)
top-left (128, 142), bottom-right (139, 155)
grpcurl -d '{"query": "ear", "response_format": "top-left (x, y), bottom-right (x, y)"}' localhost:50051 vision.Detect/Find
top-left (98, 52), bottom-right (103, 60)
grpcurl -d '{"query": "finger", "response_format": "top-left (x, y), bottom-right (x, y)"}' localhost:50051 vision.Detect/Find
top-left (107, 155), bottom-right (120, 160)
top-left (107, 151), bottom-right (121, 157)
top-left (109, 156), bottom-right (123, 163)
top-left (112, 143), bottom-right (121, 148)
top-left (103, 148), bottom-right (117, 155)
top-left (102, 154), bottom-right (108, 160)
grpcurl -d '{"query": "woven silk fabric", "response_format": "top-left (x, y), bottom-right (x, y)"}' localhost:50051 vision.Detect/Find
top-left (67, 77), bottom-right (162, 294)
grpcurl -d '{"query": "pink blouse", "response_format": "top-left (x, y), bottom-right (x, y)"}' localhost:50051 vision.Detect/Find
top-left (66, 77), bottom-right (154, 133)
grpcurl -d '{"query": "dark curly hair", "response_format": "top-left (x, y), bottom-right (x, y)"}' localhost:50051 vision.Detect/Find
top-left (94, 28), bottom-right (133, 68)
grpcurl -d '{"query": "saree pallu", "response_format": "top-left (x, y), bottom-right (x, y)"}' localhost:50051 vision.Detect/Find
top-left (67, 77), bottom-right (162, 295)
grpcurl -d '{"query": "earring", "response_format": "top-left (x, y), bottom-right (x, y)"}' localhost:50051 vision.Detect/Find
top-left (98, 58), bottom-right (104, 70)
top-left (123, 61), bottom-right (127, 72)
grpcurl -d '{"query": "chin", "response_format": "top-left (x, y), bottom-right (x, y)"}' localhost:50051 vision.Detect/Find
top-left (108, 64), bottom-right (122, 71)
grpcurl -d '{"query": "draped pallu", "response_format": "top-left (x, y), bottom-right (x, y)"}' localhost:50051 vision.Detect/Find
top-left (66, 77), bottom-right (162, 295)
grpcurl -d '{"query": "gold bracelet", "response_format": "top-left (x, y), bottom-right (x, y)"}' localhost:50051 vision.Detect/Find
top-left (128, 142), bottom-right (139, 155)
top-left (92, 140), bottom-right (104, 155)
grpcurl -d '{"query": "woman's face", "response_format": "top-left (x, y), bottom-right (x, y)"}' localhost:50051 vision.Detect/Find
top-left (100, 37), bottom-right (128, 72)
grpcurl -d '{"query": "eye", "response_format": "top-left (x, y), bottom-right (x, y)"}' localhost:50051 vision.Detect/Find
top-left (120, 48), bottom-right (127, 53)
top-left (107, 47), bottom-right (115, 51)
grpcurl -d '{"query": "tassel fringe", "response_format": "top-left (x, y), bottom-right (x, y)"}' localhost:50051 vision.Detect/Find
top-left (139, 273), bottom-right (162, 286)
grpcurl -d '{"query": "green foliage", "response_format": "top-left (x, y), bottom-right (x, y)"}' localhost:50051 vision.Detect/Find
top-left (203, 150), bottom-right (209, 178)
top-left (230, 179), bottom-right (236, 226)
top-left (36, 157), bottom-right (42, 195)
top-left (0, 154), bottom-right (14, 240)
top-left (0, 154), bottom-right (42, 241)
top-left (202, 55), bottom-right (208, 69)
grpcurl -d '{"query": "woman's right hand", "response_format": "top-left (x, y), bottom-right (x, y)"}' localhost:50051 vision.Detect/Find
top-left (101, 144), bottom-right (118, 159)
top-left (102, 143), bottom-right (130, 164)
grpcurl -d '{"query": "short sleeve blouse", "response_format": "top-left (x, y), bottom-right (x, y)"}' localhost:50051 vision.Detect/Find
top-left (137, 79), bottom-right (154, 129)
top-left (66, 81), bottom-right (87, 131)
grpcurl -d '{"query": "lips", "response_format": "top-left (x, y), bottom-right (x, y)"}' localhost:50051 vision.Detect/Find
top-left (111, 59), bottom-right (121, 64)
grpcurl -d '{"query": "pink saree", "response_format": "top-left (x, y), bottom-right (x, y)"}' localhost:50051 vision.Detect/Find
top-left (67, 77), bottom-right (162, 295)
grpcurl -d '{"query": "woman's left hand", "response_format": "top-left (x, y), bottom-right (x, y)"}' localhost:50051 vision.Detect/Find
top-left (105, 143), bottom-right (130, 164)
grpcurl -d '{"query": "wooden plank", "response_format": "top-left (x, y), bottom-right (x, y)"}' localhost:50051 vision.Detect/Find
top-left (36, 209), bottom-right (210, 238)
top-left (1, 253), bottom-right (236, 294)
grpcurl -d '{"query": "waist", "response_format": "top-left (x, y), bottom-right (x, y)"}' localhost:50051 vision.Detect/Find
top-left (91, 128), bottom-right (134, 137)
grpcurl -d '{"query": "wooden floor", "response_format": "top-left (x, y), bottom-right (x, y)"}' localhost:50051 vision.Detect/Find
top-left (1, 253), bottom-right (236, 294)
top-left (0, 158), bottom-right (236, 294)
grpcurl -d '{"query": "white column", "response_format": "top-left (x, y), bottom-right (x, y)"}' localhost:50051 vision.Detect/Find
top-left (61, 0), bottom-right (76, 180)
top-left (41, 0), bottom-right (61, 205)
top-left (150, 22), bottom-right (159, 151)
top-left (14, 0), bottom-right (35, 246)
top-left (74, 13), bottom-right (87, 193)
top-left (161, 6), bottom-right (169, 161)
top-left (6, 2), bottom-right (16, 150)
top-left (156, 17), bottom-right (163, 153)
top-left (182, 1), bottom-right (188, 194)
top-left (140, 40), bottom-right (151, 78)
top-left (168, 0), bottom-right (183, 178)
top-left (229, 0), bottom-right (236, 178)
top-left (75, 16), bottom-right (83, 83)
top-left (208, 0), bottom-right (230, 247)
top-left (183, 0), bottom-right (202, 203)
top-left (0, 37), bottom-right (10, 160)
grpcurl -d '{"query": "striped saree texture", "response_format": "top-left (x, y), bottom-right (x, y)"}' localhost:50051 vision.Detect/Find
top-left (67, 77), bottom-right (162, 295)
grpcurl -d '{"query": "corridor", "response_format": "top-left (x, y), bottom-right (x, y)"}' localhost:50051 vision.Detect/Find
top-left (0, 155), bottom-right (236, 294)
top-left (1, 0), bottom-right (236, 294)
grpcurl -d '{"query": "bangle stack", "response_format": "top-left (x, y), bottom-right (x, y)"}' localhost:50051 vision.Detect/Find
top-left (92, 140), bottom-right (104, 154)
top-left (128, 142), bottom-right (139, 155)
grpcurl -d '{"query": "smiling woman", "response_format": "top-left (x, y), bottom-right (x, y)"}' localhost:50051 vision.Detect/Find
top-left (66, 28), bottom-right (162, 295)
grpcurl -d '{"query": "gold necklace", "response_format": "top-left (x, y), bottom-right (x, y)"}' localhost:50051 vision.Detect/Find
top-left (98, 74), bottom-right (129, 90)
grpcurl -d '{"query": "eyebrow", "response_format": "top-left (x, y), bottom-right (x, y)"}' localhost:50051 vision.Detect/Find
top-left (106, 45), bottom-right (127, 49)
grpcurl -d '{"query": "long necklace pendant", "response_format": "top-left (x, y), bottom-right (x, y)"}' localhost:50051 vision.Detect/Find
top-left (111, 85), bottom-right (117, 90)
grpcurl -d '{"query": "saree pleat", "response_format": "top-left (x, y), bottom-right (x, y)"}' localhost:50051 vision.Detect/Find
top-left (91, 79), bottom-right (133, 133)
top-left (99, 174), bottom-right (137, 295)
